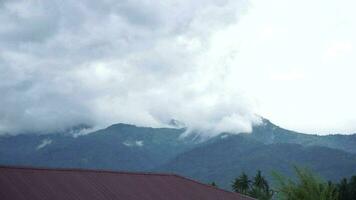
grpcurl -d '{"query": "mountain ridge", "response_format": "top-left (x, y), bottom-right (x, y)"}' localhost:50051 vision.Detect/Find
top-left (1, 119), bottom-right (356, 189)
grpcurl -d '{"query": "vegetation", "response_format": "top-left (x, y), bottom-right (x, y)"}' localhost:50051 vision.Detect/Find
top-left (232, 171), bottom-right (273, 200)
top-left (211, 182), bottom-right (217, 187)
top-left (231, 167), bottom-right (356, 200)
top-left (336, 176), bottom-right (356, 200)
top-left (273, 167), bottom-right (338, 200)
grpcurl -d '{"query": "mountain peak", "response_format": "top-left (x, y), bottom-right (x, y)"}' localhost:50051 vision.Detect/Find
top-left (168, 119), bottom-right (186, 129)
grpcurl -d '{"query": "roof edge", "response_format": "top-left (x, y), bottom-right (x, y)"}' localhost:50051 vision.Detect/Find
top-left (172, 174), bottom-right (256, 200)
top-left (0, 165), bottom-right (175, 177)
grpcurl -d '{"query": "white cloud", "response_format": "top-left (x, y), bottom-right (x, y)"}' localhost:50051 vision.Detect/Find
top-left (268, 69), bottom-right (306, 82)
top-left (36, 139), bottom-right (52, 150)
top-left (123, 140), bottom-right (144, 147)
top-left (4, 0), bottom-right (355, 136)
top-left (323, 41), bottom-right (353, 60)
top-left (0, 0), bottom-right (260, 136)
top-left (225, 0), bottom-right (356, 134)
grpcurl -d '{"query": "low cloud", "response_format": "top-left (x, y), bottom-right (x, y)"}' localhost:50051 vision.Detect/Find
top-left (0, 0), bottom-right (260, 136)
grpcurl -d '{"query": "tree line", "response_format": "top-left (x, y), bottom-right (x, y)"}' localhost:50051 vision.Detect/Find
top-left (211, 167), bottom-right (356, 200)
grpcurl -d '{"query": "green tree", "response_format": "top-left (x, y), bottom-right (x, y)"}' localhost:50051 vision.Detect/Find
top-left (349, 176), bottom-right (356, 199)
top-left (338, 178), bottom-right (349, 200)
top-left (232, 172), bottom-right (251, 195)
top-left (337, 176), bottom-right (356, 200)
top-left (249, 170), bottom-right (273, 200)
top-left (211, 181), bottom-right (217, 187)
top-left (273, 167), bottom-right (338, 200)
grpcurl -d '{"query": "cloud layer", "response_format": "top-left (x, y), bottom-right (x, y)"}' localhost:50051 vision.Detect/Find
top-left (0, 0), bottom-right (261, 135)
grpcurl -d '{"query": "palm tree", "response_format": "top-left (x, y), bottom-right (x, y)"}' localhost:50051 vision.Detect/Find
top-left (249, 170), bottom-right (273, 200)
top-left (253, 170), bottom-right (269, 192)
top-left (232, 172), bottom-right (251, 195)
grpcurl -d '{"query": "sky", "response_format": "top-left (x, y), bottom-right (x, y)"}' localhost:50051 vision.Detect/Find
top-left (0, 0), bottom-right (355, 135)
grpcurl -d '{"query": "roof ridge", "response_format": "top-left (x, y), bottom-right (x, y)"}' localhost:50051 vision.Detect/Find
top-left (172, 174), bottom-right (256, 200)
top-left (0, 165), bottom-right (175, 177)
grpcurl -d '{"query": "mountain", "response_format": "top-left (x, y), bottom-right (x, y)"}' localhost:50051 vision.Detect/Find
top-left (157, 134), bottom-right (356, 189)
top-left (0, 124), bottom-right (197, 170)
top-left (1, 120), bottom-right (356, 189)
top-left (246, 119), bottom-right (356, 154)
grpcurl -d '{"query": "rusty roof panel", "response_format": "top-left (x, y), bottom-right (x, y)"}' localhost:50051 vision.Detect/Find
top-left (0, 166), bottom-right (254, 200)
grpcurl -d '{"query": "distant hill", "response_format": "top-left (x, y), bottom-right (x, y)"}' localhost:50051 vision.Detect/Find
top-left (246, 119), bottom-right (356, 154)
top-left (1, 120), bottom-right (356, 189)
top-left (157, 134), bottom-right (356, 189)
top-left (0, 124), bottom-right (196, 170)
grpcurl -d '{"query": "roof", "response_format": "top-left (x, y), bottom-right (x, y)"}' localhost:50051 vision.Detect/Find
top-left (0, 166), bottom-right (254, 200)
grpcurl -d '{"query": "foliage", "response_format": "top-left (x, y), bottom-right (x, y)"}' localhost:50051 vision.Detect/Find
top-left (249, 170), bottom-right (274, 200)
top-left (230, 168), bottom-right (356, 200)
top-left (273, 167), bottom-right (338, 200)
top-left (211, 182), bottom-right (217, 187)
top-left (335, 176), bottom-right (356, 200)
top-left (232, 172), bottom-right (251, 195)
top-left (232, 171), bottom-right (273, 200)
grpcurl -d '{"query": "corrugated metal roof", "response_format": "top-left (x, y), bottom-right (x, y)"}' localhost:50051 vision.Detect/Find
top-left (0, 166), bottom-right (254, 200)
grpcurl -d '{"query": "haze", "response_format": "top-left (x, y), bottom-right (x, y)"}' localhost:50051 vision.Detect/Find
top-left (1, 0), bottom-right (355, 135)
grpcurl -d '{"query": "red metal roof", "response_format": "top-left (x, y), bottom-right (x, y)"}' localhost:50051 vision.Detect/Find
top-left (0, 166), bottom-right (254, 200)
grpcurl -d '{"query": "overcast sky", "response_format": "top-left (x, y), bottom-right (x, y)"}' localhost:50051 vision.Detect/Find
top-left (0, 0), bottom-right (355, 135)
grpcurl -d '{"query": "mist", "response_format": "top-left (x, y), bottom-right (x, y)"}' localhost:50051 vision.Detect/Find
top-left (0, 0), bottom-right (261, 136)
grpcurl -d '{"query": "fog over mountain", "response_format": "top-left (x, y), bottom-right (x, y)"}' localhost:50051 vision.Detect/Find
top-left (0, 0), bottom-right (260, 135)
top-left (1, 0), bottom-right (356, 135)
